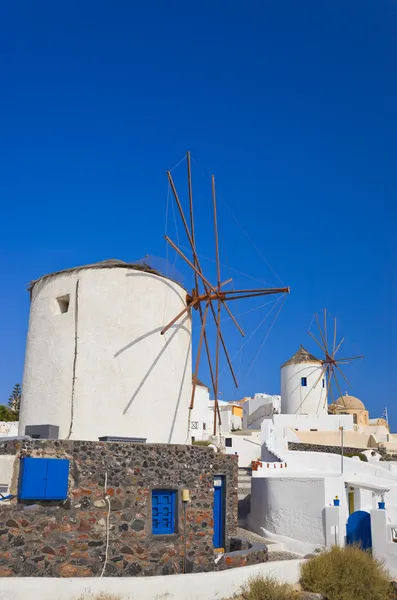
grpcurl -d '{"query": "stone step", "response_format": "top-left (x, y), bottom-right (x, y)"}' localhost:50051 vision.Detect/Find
top-left (238, 487), bottom-right (252, 494)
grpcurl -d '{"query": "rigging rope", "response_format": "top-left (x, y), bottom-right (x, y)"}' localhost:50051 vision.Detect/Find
top-left (190, 154), bottom-right (285, 287)
top-left (179, 244), bottom-right (273, 286)
top-left (217, 295), bottom-right (282, 380)
top-left (242, 295), bottom-right (287, 381)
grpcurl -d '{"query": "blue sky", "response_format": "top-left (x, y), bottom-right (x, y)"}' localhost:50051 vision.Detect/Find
top-left (1, 1), bottom-right (396, 426)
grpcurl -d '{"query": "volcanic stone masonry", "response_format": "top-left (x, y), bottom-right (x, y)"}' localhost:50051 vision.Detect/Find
top-left (0, 439), bottom-right (238, 577)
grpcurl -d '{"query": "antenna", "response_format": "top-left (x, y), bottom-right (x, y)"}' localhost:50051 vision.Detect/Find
top-left (162, 152), bottom-right (290, 434)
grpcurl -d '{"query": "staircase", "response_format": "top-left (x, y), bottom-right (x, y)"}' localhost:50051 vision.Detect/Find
top-left (238, 467), bottom-right (252, 527)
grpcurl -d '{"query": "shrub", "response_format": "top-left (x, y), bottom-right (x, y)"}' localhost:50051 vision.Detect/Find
top-left (192, 440), bottom-right (212, 446)
top-left (344, 451), bottom-right (368, 462)
top-left (300, 545), bottom-right (393, 600)
top-left (242, 576), bottom-right (297, 600)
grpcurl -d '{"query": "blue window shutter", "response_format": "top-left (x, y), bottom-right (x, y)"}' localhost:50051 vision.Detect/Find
top-left (45, 459), bottom-right (69, 500)
top-left (19, 458), bottom-right (69, 501)
top-left (301, 377), bottom-right (307, 387)
top-left (152, 490), bottom-right (176, 535)
top-left (19, 458), bottom-right (47, 500)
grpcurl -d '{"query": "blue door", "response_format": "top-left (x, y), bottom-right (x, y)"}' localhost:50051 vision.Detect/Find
top-left (213, 476), bottom-right (225, 549)
top-left (346, 510), bottom-right (372, 549)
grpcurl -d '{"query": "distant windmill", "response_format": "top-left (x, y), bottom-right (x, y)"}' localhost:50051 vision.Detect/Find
top-left (308, 309), bottom-right (364, 408)
top-left (161, 151), bottom-right (290, 434)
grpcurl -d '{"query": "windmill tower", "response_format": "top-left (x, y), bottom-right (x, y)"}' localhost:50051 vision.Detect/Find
top-left (280, 346), bottom-right (327, 416)
top-left (19, 152), bottom-right (289, 442)
top-left (19, 260), bottom-right (192, 443)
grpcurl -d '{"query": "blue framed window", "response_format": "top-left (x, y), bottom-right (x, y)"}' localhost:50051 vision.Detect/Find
top-left (152, 490), bottom-right (177, 535)
top-left (301, 377), bottom-right (307, 387)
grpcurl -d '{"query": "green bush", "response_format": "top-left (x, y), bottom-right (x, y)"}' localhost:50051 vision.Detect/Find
top-left (344, 451), bottom-right (368, 462)
top-left (192, 440), bottom-right (212, 446)
top-left (242, 576), bottom-right (297, 600)
top-left (300, 545), bottom-right (393, 600)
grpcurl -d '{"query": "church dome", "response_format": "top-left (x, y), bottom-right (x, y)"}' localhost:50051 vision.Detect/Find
top-left (333, 394), bottom-right (366, 411)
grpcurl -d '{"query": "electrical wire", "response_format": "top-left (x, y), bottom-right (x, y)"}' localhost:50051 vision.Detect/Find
top-left (100, 472), bottom-right (111, 578)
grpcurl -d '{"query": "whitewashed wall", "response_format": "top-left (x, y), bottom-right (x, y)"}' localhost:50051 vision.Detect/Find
top-left (223, 432), bottom-right (261, 467)
top-left (189, 385), bottom-right (210, 441)
top-left (0, 421), bottom-right (18, 437)
top-left (20, 268), bottom-right (192, 443)
top-left (272, 414), bottom-right (353, 439)
top-left (249, 476), bottom-right (327, 549)
top-left (281, 361), bottom-right (327, 416)
top-left (0, 560), bottom-right (306, 600)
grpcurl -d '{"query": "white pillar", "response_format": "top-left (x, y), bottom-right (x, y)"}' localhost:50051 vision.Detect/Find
top-left (371, 509), bottom-right (388, 562)
top-left (324, 506), bottom-right (342, 547)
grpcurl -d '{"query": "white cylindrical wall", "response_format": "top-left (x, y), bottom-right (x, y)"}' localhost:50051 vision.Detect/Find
top-left (281, 362), bottom-right (327, 416)
top-left (20, 267), bottom-right (192, 443)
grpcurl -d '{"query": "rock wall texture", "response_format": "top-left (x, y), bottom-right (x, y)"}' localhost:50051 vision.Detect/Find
top-left (0, 439), bottom-right (238, 577)
top-left (288, 442), bottom-right (368, 457)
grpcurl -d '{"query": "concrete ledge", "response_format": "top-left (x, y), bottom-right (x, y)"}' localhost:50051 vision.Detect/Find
top-left (0, 559), bottom-right (305, 600)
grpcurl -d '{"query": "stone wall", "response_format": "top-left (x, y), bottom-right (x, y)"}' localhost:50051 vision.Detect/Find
top-left (0, 439), bottom-right (238, 577)
top-left (288, 442), bottom-right (368, 457)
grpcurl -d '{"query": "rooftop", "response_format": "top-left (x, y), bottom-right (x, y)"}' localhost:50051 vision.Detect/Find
top-left (28, 259), bottom-right (181, 294)
top-left (281, 345), bottom-right (322, 368)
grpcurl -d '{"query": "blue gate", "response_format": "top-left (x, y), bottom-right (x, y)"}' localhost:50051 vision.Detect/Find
top-left (346, 510), bottom-right (372, 549)
top-left (213, 476), bottom-right (225, 549)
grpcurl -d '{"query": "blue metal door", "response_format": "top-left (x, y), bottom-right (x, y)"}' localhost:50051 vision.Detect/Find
top-left (346, 510), bottom-right (372, 549)
top-left (213, 476), bottom-right (225, 549)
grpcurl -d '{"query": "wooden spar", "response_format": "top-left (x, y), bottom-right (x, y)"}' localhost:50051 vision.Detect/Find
top-left (223, 290), bottom-right (289, 301)
top-left (208, 300), bottom-right (238, 388)
top-left (166, 236), bottom-right (245, 337)
top-left (324, 366), bottom-right (333, 408)
top-left (324, 309), bottom-right (328, 355)
top-left (162, 152), bottom-right (290, 428)
top-left (308, 330), bottom-right (327, 355)
top-left (186, 151), bottom-right (220, 420)
top-left (333, 317), bottom-right (337, 356)
top-left (334, 363), bottom-right (351, 386)
top-left (221, 287), bottom-right (290, 295)
top-left (312, 364), bottom-right (327, 389)
top-left (161, 298), bottom-right (199, 335)
top-left (333, 337), bottom-right (345, 357)
top-left (332, 369), bottom-right (345, 404)
top-left (213, 175), bottom-right (222, 434)
top-left (335, 356), bottom-right (364, 362)
top-left (165, 236), bottom-right (217, 293)
top-left (220, 278), bottom-right (233, 287)
top-left (168, 170), bottom-right (245, 338)
top-left (315, 313), bottom-right (329, 357)
top-left (190, 302), bottom-right (210, 410)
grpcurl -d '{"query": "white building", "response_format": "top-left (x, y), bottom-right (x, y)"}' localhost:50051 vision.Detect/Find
top-left (0, 421), bottom-right (19, 438)
top-left (189, 378), bottom-right (210, 442)
top-left (19, 260), bottom-right (192, 444)
top-left (242, 393), bottom-right (281, 430)
top-left (281, 346), bottom-right (327, 416)
top-left (247, 346), bottom-right (397, 557)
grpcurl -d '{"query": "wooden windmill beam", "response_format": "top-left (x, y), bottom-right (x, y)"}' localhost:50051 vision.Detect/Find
top-left (186, 152), bottom-right (221, 424)
top-left (190, 301), bottom-right (210, 409)
top-left (167, 170), bottom-right (245, 338)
